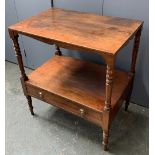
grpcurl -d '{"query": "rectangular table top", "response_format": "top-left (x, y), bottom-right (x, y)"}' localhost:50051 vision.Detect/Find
top-left (9, 8), bottom-right (143, 55)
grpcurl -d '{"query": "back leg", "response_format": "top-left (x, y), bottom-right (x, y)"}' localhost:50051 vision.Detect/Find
top-left (55, 45), bottom-right (62, 56)
top-left (125, 83), bottom-right (133, 111)
top-left (26, 95), bottom-right (34, 115)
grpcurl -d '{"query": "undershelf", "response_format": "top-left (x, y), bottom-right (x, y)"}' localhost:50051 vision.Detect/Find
top-left (26, 55), bottom-right (130, 113)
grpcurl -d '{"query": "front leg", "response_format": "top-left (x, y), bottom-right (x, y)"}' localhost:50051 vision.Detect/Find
top-left (9, 30), bottom-right (34, 115)
top-left (102, 112), bottom-right (110, 151)
top-left (102, 56), bottom-right (115, 151)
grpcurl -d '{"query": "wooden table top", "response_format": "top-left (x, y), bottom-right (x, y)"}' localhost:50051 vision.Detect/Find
top-left (9, 8), bottom-right (143, 55)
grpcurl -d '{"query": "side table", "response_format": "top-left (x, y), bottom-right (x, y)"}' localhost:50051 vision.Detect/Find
top-left (8, 8), bottom-right (143, 150)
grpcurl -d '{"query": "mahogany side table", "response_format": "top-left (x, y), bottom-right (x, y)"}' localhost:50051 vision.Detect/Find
top-left (8, 8), bottom-right (143, 151)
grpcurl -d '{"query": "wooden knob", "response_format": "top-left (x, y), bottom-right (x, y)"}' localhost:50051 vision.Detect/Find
top-left (79, 108), bottom-right (85, 117)
top-left (38, 92), bottom-right (43, 98)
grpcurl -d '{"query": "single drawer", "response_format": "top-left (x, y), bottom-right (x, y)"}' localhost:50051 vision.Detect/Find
top-left (26, 84), bottom-right (102, 126)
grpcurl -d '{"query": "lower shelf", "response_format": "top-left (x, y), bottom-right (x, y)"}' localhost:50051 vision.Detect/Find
top-left (25, 55), bottom-right (131, 125)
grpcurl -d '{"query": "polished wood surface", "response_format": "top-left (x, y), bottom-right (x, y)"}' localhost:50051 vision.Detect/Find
top-left (26, 55), bottom-right (130, 112)
top-left (26, 83), bottom-right (102, 126)
top-left (8, 8), bottom-right (143, 151)
top-left (8, 8), bottom-right (142, 55)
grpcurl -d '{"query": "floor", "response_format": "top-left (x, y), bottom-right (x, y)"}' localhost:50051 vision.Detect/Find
top-left (5, 61), bottom-right (149, 155)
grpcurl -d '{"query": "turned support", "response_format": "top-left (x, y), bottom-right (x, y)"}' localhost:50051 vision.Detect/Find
top-left (104, 57), bottom-right (115, 111)
top-left (9, 30), bottom-right (34, 115)
top-left (102, 130), bottom-right (109, 151)
top-left (125, 26), bottom-right (142, 111)
top-left (102, 56), bottom-right (115, 151)
top-left (102, 111), bottom-right (111, 151)
top-left (11, 34), bottom-right (28, 81)
top-left (55, 45), bottom-right (62, 56)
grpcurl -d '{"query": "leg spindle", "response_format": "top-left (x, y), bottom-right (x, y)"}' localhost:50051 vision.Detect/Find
top-left (102, 130), bottom-right (109, 151)
top-left (9, 30), bottom-right (34, 115)
top-left (104, 64), bottom-right (114, 111)
top-left (55, 45), bottom-right (62, 56)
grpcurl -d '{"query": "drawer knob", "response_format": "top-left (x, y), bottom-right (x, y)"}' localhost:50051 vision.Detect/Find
top-left (38, 92), bottom-right (43, 98)
top-left (79, 108), bottom-right (85, 117)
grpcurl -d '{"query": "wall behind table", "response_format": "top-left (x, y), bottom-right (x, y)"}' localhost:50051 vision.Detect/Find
top-left (103, 0), bottom-right (149, 107)
top-left (5, 0), bottom-right (149, 107)
top-left (5, 0), bottom-right (27, 66)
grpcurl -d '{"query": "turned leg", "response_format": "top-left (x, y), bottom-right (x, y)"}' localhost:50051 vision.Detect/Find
top-left (9, 30), bottom-right (34, 115)
top-left (102, 112), bottom-right (110, 151)
top-left (102, 130), bottom-right (109, 151)
top-left (55, 45), bottom-right (62, 56)
top-left (125, 26), bottom-right (142, 111)
top-left (104, 63), bottom-right (114, 111)
top-left (26, 96), bottom-right (34, 115)
top-left (102, 57), bottom-right (115, 151)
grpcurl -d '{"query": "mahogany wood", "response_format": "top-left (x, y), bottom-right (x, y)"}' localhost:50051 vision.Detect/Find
top-left (26, 56), bottom-right (130, 112)
top-left (8, 31), bottom-right (34, 115)
top-left (26, 84), bottom-right (102, 126)
top-left (8, 8), bottom-right (142, 58)
top-left (9, 32), bottom-right (28, 81)
top-left (104, 58), bottom-right (115, 111)
top-left (8, 8), bottom-right (143, 151)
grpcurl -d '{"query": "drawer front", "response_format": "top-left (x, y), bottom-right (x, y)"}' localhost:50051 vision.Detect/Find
top-left (26, 85), bottom-right (102, 126)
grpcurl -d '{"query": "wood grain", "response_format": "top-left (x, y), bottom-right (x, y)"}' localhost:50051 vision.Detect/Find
top-left (8, 8), bottom-right (143, 55)
top-left (8, 8), bottom-right (143, 150)
top-left (26, 56), bottom-right (130, 113)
